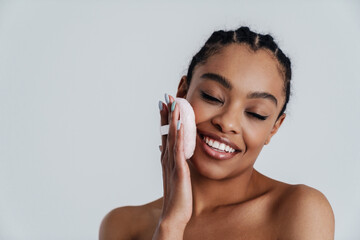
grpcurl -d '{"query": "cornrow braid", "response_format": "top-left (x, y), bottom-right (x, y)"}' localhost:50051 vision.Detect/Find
top-left (186, 26), bottom-right (292, 120)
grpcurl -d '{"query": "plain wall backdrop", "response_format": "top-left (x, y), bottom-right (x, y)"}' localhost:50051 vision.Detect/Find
top-left (1, 0), bottom-right (359, 239)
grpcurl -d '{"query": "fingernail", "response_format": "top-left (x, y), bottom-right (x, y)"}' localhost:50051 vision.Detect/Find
top-left (158, 101), bottom-right (163, 111)
top-left (165, 93), bottom-right (169, 104)
top-left (171, 101), bottom-right (176, 112)
top-left (177, 119), bottom-right (181, 130)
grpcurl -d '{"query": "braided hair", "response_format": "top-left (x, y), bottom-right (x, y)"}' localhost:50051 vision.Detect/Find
top-left (186, 26), bottom-right (292, 120)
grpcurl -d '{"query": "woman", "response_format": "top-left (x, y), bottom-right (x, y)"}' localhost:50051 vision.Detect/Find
top-left (99, 26), bottom-right (335, 240)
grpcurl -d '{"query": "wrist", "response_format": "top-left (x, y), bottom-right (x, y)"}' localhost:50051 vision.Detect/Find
top-left (152, 218), bottom-right (187, 240)
top-left (159, 217), bottom-right (187, 231)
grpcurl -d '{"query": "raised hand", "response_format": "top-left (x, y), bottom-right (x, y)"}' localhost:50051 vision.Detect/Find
top-left (153, 94), bottom-right (193, 240)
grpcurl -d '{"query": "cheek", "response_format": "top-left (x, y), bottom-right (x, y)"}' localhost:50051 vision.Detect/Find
top-left (242, 121), bottom-right (271, 149)
top-left (189, 100), bottom-right (214, 124)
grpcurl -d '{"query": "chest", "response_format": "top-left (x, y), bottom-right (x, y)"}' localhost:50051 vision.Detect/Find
top-left (137, 199), bottom-right (281, 240)
top-left (182, 207), bottom-right (279, 240)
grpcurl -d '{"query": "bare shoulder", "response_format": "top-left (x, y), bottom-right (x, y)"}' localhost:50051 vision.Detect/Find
top-left (99, 198), bottom-right (163, 240)
top-left (277, 184), bottom-right (335, 240)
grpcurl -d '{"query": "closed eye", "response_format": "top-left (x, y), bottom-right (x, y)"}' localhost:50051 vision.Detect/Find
top-left (200, 91), bottom-right (223, 104)
top-left (247, 112), bottom-right (268, 121)
top-left (201, 91), bottom-right (268, 120)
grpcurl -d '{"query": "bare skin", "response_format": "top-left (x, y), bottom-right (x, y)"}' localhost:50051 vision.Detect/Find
top-left (99, 44), bottom-right (335, 240)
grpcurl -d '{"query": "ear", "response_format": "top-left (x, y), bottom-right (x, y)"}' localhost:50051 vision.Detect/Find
top-left (176, 75), bottom-right (188, 98)
top-left (265, 113), bottom-right (286, 145)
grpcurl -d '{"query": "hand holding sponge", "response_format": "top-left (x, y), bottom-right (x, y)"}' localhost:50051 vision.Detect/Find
top-left (160, 97), bottom-right (196, 159)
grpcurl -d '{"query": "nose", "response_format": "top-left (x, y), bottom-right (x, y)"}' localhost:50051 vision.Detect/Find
top-left (211, 107), bottom-right (242, 134)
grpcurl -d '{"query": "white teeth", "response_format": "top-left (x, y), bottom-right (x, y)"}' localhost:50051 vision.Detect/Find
top-left (203, 136), bottom-right (236, 153)
top-left (225, 145), bottom-right (230, 152)
top-left (219, 143), bottom-right (226, 151)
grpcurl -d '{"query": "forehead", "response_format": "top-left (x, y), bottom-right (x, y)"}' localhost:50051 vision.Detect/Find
top-left (191, 44), bottom-right (285, 102)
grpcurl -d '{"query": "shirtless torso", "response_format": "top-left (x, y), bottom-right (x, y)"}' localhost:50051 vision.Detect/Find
top-left (100, 28), bottom-right (335, 240)
top-left (99, 171), bottom-right (334, 240)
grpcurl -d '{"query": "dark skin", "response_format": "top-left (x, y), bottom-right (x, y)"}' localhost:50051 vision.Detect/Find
top-left (99, 44), bottom-right (335, 240)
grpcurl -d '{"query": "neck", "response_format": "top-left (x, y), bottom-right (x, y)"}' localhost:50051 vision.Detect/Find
top-left (189, 165), bottom-right (260, 216)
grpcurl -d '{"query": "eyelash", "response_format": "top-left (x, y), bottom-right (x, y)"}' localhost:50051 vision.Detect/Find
top-left (200, 91), bottom-right (222, 103)
top-left (247, 112), bottom-right (268, 121)
top-left (200, 91), bottom-right (268, 121)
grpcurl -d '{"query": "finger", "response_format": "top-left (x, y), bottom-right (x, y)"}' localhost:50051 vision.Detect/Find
top-left (166, 95), bottom-right (175, 150)
top-left (167, 95), bottom-right (175, 123)
top-left (160, 100), bottom-right (168, 156)
top-left (175, 118), bottom-right (186, 168)
top-left (167, 97), bottom-right (179, 170)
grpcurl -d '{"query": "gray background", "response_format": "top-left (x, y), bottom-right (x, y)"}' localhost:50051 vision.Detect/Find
top-left (1, 0), bottom-right (359, 239)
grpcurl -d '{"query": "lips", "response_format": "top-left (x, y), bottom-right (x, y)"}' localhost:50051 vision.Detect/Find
top-left (197, 129), bottom-right (242, 161)
top-left (197, 130), bottom-right (241, 152)
top-left (203, 136), bottom-right (236, 153)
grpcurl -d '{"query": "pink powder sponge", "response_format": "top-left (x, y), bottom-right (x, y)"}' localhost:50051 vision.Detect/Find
top-left (160, 97), bottom-right (196, 159)
top-left (175, 97), bottom-right (196, 159)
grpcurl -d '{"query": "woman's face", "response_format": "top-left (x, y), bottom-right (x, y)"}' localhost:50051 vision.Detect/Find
top-left (177, 44), bottom-right (286, 180)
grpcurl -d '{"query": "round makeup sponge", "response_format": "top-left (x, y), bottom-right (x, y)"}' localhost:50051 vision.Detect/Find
top-left (175, 97), bottom-right (196, 159)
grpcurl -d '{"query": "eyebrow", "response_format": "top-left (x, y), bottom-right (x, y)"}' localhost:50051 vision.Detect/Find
top-left (247, 91), bottom-right (278, 106)
top-left (200, 73), bottom-right (233, 90)
top-left (200, 72), bottom-right (278, 106)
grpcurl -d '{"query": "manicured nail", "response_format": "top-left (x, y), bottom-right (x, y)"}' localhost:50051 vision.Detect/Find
top-left (171, 101), bottom-right (176, 112)
top-left (177, 119), bottom-right (181, 130)
top-left (158, 101), bottom-right (163, 111)
top-left (165, 93), bottom-right (169, 104)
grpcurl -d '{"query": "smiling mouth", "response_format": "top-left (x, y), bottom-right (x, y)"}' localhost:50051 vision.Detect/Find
top-left (198, 133), bottom-right (241, 154)
top-left (196, 133), bottom-right (241, 161)
top-left (202, 135), bottom-right (235, 153)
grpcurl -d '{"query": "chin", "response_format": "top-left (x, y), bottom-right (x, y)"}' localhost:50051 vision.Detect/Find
top-left (187, 144), bottom-right (257, 181)
top-left (187, 154), bottom-right (239, 181)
